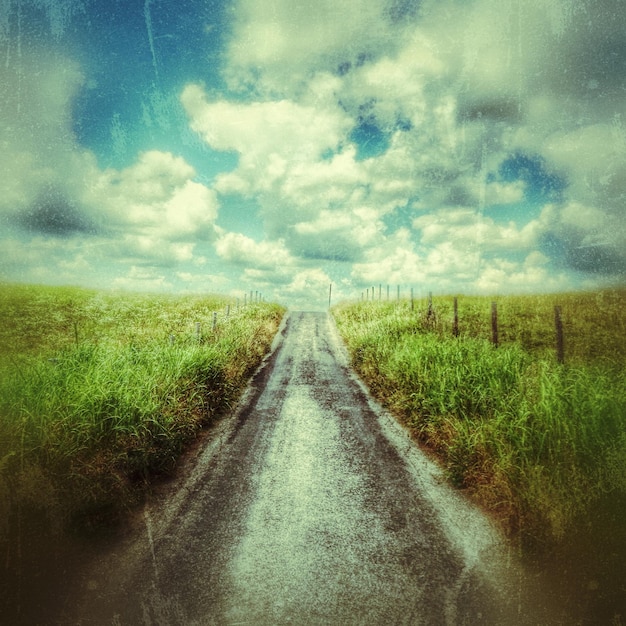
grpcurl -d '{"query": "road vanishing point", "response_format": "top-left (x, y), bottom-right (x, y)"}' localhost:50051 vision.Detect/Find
top-left (57, 311), bottom-right (554, 625)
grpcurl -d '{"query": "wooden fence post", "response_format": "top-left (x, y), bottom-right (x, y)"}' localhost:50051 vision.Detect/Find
top-left (555, 305), bottom-right (565, 364)
top-left (397, 285), bottom-right (400, 301)
top-left (427, 292), bottom-right (433, 319)
top-left (491, 302), bottom-right (499, 348)
top-left (212, 311), bottom-right (217, 332)
top-left (410, 287), bottom-right (414, 312)
top-left (195, 322), bottom-right (201, 343)
top-left (387, 285), bottom-right (390, 301)
top-left (453, 297), bottom-right (459, 337)
top-left (328, 283), bottom-right (332, 309)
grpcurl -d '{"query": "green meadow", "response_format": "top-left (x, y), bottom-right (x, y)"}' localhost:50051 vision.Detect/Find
top-left (0, 283), bottom-right (285, 529)
top-left (332, 290), bottom-right (626, 548)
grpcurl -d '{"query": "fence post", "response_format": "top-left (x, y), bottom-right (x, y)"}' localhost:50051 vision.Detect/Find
top-left (379, 284), bottom-right (382, 301)
top-left (328, 283), bottom-right (332, 309)
top-left (410, 287), bottom-right (414, 312)
top-left (453, 297), bottom-right (459, 337)
top-left (387, 285), bottom-right (390, 301)
top-left (397, 285), bottom-right (400, 301)
top-left (491, 302), bottom-right (499, 348)
top-left (555, 305), bottom-right (565, 364)
top-left (195, 322), bottom-right (201, 343)
top-left (427, 292), bottom-right (433, 319)
top-left (212, 312), bottom-right (217, 332)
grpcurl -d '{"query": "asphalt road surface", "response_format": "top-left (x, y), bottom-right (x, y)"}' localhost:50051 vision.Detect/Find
top-left (57, 311), bottom-right (551, 625)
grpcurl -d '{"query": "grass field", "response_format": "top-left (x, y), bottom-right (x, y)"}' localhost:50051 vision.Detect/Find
top-left (332, 290), bottom-right (626, 548)
top-left (0, 283), bottom-right (285, 531)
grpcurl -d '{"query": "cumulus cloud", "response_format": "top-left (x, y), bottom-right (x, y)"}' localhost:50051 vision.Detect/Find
top-left (80, 152), bottom-right (220, 268)
top-left (351, 230), bottom-right (426, 286)
top-left (222, 0), bottom-right (417, 94)
top-left (538, 202), bottom-right (626, 275)
top-left (0, 42), bottom-right (223, 286)
top-left (0, 236), bottom-right (97, 286)
top-left (278, 268), bottom-right (333, 309)
top-left (0, 50), bottom-right (94, 227)
top-left (201, 0), bottom-right (625, 296)
top-left (216, 233), bottom-right (294, 270)
top-left (181, 84), bottom-right (351, 163)
top-left (472, 251), bottom-right (573, 294)
top-left (540, 123), bottom-right (626, 213)
top-left (414, 208), bottom-right (539, 252)
top-left (0, 56), bottom-right (219, 275)
top-left (111, 266), bottom-right (172, 292)
top-left (3, 0), bottom-right (624, 301)
top-left (88, 151), bottom-right (220, 244)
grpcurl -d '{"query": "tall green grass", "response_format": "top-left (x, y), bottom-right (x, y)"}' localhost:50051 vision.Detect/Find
top-left (0, 284), bottom-right (284, 529)
top-left (333, 292), bottom-right (626, 546)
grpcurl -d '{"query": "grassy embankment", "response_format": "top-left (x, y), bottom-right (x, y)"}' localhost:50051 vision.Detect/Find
top-left (0, 283), bottom-right (285, 531)
top-left (333, 291), bottom-right (626, 548)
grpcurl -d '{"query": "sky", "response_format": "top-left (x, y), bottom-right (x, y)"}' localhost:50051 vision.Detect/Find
top-left (0, 0), bottom-right (625, 308)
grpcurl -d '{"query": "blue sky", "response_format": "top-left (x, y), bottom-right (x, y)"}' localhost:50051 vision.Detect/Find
top-left (1, 0), bottom-right (625, 307)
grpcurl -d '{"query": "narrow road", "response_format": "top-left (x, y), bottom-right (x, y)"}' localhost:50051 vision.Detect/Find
top-left (59, 312), bottom-right (547, 625)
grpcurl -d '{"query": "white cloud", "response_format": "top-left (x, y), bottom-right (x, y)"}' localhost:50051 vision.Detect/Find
top-left (351, 229), bottom-right (426, 285)
top-left (181, 83), bottom-right (395, 264)
top-left (5, 0), bottom-right (625, 302)
top-left (424, 241), bottom-right (481, 280)
top-left (0, 50), bottom-right (221, 283)
top-left (279, 268), bottom-right (333, 309)
top-left (111, 266), bottom-right (172, 292)
top-left (291, 207), bottom-right (383, 262)
top-left (215, 233), bottom-right (294, 270)
top-left (280, 148), bottom-right (367, 210)
top-left (193, 0), bottom-right (624, 295)
top-left (181, 84), bottom-right (351, 163)
top-left (483, 181), bottom-right (526, 206)
top-left (472, 254), bottom-right (572, 294)
top-left (414, 208), bottom-right (538, 251)
top-left (560, 202), bottom-right (607, 233)
top-left (0, 51), bottom-right (92, 220)
top-left (114, 235), bottom-right (196, 266)
top-left (89, 151), bottom-right (219, 243)
top-left (537, 201), bottom-right (626, 274)
top-left (222, 0), bottom-right (415, 94)
top-left (540, 123), bottom-right (626, 212)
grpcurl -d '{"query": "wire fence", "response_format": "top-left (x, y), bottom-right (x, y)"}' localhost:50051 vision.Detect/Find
top-left (345, 284), bottom-right (626, 368)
